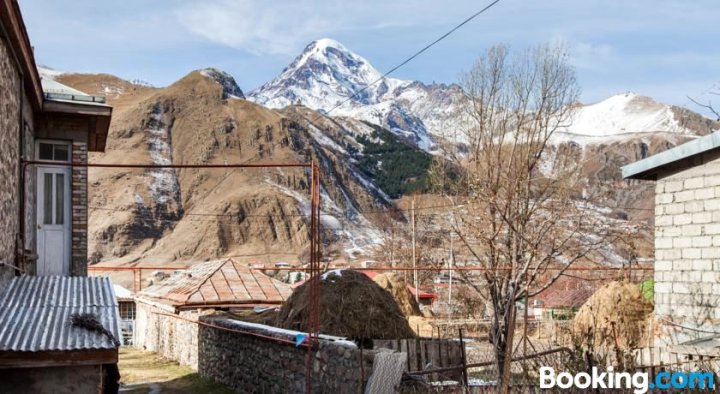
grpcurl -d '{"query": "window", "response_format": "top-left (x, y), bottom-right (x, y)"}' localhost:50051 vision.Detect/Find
top-left (38, 142), bottom-right (70, 162)
top-left (119, 302), bottom-right (136, 320)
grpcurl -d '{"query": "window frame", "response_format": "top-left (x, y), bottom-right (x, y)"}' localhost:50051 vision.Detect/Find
top-left (36, 140), bottom-right (72, 163)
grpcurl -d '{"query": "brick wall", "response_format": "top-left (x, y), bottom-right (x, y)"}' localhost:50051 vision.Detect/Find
top-left (71, 141), bottom-right (88, 276)
top-left (0, 34), bottom-right (21, 288)
top-left (654, 151), bottom-right (720, 345)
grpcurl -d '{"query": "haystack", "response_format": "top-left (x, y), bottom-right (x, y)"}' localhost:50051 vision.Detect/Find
top-left (276, 270), bottom-right (416, 339)
top-left (372, 272), bottom-right (422, 317)
top-left (572, 281), bottom-right (653, 350)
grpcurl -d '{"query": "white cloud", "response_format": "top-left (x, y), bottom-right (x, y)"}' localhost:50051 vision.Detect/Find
top-left (174, 0), bottom-right (459, 55)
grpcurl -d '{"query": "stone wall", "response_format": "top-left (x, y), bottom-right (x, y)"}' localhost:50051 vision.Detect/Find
top-left (198, 316), bottom-right (376, 393)
top-left (654, 150), bottom-right (720, 345)
top-left (0, 30), bottom-right (21, 288)
top-left (134, 300), bottom-right (199, 370)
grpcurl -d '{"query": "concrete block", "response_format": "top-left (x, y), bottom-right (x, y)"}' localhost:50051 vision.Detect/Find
top-left (658, 226), bottom-right (681, 237)
top-left (655, 215), bottom-right (673, 226)
top-left (665, 181), bottom-right (683, 193)
top-left (655, 282), bottom-right (672, 293)
top-left (655, 237), bottom-right (673, 249)
top-left (692, 212), bottom-right (713, 224)
top-left (685, 177), bottom-right (705, 189)
top-left (702, 248), bottom-right (720, 259)
top-left (705, 174), bottom-right (720, 187)
top-left (681, 224), bottom-right (702, 236)
top-left (673, 282), bottom-right (691, 294)
top-left (655, 260), bottom-right (673, 271)
top-left (664, 203), bottom-right (685, 215)
top-left (696, 187), bottom-right (716, 200)
top-left (704, 198), bottom-right (720, 211)
top-left (685, 200), bottom-right (705, 213)
top-left (676, 190), bottom-right (696, 202)
top-left (692, 236), bottom-right (713, 247)
top-left (672, 261), bottom-right (687, 271)
top-left (656, 193), bottom-right (674, 205)
top-left (674, 214), bottom-right (692, 226)
top-left (673, 237), bottom-right (692, 248)
top-left (682, 248), bottom-right (702, 259)
top-left (656, 249), bottom-right (682, 260)
top-left (705, 224), bottom-right (720, 235)
top-left (692, 260), bottom-right (713, 271)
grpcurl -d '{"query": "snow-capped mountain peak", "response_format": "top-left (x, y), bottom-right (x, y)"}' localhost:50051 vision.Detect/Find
top-left (249, 38), bottom-right (464, 152)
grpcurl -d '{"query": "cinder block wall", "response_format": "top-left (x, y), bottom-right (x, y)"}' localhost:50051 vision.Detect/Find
top-left (654, 151), bottom-right (720, 345)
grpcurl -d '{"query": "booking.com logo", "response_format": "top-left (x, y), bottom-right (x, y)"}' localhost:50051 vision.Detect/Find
top-left (540, 366), bottom-right (715, 393)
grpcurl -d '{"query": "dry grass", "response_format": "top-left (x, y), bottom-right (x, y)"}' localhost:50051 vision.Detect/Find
top-left (118, 347), bottom-right (233, 394)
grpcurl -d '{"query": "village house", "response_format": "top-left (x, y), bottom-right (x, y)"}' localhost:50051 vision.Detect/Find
top-left (0, 1), bottom-right (119, 392)
top-left (624, 131), bottom-right (720, 350)
top-left (134, 258), bottom-right (293, 370)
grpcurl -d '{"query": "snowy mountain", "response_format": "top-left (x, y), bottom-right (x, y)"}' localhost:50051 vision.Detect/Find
top-left (249, 38), bottom-right (464, 151)
top-left (551, 92), bottom-right (709, 147)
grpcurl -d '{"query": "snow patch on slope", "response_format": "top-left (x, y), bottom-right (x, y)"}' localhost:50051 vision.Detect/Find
top-left (146, 105), bottom-right (181, 206)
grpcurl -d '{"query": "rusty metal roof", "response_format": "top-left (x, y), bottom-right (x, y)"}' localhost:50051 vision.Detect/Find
top-left (0, 276), bottom-right (121, 352)
top-left (138, 258), bottom-right (293, 307)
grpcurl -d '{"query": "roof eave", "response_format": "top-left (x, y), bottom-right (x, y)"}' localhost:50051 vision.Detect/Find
top-left (622, 132), bottom-right (720, 180)
top-left (42, 101), bottom-right (112, 152)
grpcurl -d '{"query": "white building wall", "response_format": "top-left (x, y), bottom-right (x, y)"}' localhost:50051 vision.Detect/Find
top-left (654, 153), bottom-right (720, 345)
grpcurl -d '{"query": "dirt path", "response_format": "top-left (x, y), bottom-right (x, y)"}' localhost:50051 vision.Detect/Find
top-left (118, 347), bottom-right (233, 394)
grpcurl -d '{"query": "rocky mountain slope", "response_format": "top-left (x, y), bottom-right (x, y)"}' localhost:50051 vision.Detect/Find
top-left (48, 68), bottom-right (429, 267)
top-left (45, 39), bottom-right (720, 268)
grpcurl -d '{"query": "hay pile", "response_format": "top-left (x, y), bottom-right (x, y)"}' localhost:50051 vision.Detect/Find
top-left (572, 281), bottom-right (653, 350)
top-left (276, 270), bottom-right (416, 339)
top-left (372, 272), bottom-right (422, 317)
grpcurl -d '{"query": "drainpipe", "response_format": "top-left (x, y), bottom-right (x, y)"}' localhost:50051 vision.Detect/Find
top-left (0, 15), bottom-right (28, 274)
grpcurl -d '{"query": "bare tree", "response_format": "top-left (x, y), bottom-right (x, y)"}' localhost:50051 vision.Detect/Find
top-left (431, 43), bottom-right (616, 391)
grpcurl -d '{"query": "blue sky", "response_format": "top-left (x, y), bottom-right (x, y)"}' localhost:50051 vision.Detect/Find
top-left (19, 0), bottom-right (719, 111)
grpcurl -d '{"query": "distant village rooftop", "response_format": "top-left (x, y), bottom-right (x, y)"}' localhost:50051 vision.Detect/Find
top-left (623, 131), bottom-right (720, 180)
top-left (138, 258), bottom-right (293, 309)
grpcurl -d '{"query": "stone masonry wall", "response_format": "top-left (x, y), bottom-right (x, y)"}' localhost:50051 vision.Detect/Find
top-left (0, 32), bottom-right (21, 288)
top-left (134, 301), bottom-right (199, 370)
top-left (654, 151), bottom-right (720, 345)
top-left (198, 316), bottom-right (376, 393)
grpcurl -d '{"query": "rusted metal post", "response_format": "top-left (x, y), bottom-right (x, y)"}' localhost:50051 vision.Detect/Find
top-left (459, 328), bottom-right (469, 389)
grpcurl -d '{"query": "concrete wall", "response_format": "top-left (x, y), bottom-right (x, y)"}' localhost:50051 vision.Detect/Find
top-left (654, 151), bottom-right (720, 345)
top-left (134, 300), bottom-right (199, 370)
top-left (0, 364), bottom-right (101, 394)
top-left (198, 316), bottom-right (376, 393)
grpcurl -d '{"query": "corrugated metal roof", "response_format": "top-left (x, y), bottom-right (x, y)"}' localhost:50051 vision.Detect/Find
top-left (41, 77), bottom-right (109, 107)
top-left (113, 284), bottom-right (134, 302)
top-left (139, 258), bottom-right (293, 307)
top-left (0, 276), bottom-right (121, 352)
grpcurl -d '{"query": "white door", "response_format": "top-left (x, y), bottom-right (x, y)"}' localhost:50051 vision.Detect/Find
top-left (37, 166), bottom-right (71, 276)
